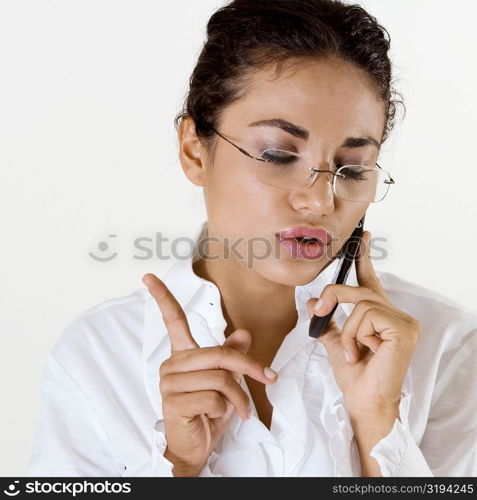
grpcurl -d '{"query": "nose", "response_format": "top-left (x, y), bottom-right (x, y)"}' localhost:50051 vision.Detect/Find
top-left (289, 169), bottom-right (335, 215)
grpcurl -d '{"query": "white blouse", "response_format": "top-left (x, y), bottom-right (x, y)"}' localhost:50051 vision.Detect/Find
top-left (27, 221), bottom-right (477, 477)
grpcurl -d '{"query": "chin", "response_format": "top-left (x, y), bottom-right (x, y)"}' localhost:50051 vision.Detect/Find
top-left (254, 257), bottom-right (330, 287)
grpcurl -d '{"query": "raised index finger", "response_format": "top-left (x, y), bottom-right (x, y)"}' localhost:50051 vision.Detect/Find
top-left (142, 273), bottom-right (199, 352)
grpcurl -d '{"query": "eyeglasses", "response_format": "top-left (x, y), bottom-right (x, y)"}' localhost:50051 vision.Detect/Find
top-left (211, 128), bottom-right (395, 203)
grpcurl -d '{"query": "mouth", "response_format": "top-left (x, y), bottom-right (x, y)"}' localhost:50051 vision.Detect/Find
top-left (276, 226), bottom-right (332, 245)
top-left (275, 226), bottom-right (331, 260)
top-left (293, 236), bottom-right (321, 244)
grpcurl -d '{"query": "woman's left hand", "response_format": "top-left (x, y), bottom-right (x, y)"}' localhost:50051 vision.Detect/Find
top-left (307, 231), bottom-right (422, 421)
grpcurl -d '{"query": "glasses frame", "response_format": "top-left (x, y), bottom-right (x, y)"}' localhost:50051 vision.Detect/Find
top-left (211, 128), bottom-right (396, 203)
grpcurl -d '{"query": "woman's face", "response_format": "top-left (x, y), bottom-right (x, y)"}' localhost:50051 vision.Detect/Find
top-left (190, 57), bottom-right (385, 286)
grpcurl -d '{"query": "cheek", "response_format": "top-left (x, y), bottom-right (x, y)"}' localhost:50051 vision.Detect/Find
top-left (333, 206), bottom-right (367, 249)
top-left (205, 169), bottom-right (280, 263)
top-left (205, 163), bottom-right (277, 228)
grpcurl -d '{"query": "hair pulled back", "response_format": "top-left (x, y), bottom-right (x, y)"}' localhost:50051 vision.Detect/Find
top-left (175, 0), bottom-right (404, 148)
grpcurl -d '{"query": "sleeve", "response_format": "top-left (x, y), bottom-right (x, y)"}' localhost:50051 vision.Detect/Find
top-left (418, 330), bottom-right (477, 476)
top-left (370, 330), bottom-right (477, 477)
top-left (27, 353), bottom-right (123, 476)
top-left (369, 388), bottom-right (433, 477)
top-left (152, 420), bottom-right (222, 477)
top-left (197, 451), bottom-right (223, 477)
top-left (150, 421), bottom-right (174, 477)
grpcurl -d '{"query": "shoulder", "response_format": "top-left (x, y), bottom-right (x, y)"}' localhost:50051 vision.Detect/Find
top-left (51, 286), bottom-right (151, 367)
top-left (376, 271), bottom-right (477, 432)
top-left (376, 269), bottom-right (477, 354)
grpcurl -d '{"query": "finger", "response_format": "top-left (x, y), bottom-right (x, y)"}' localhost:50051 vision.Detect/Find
top-left (163, 391), bottom-right (228, 421)
top-left (307, 298), bottom-right (350, 364)
top-left (143, 273), bottom-right (199, 352)
top-left (223, 328), bottom-right (252, 355)
top-left (312, 282), bottom-right (387, 319)
top-left (358, 306), bottom-right (418, 354)
top-left (160, 345), bottom-right (278, 385)
top-left (343, 302), bottom-right (417, 364)
top-left (354, 311), bottom-right (416, 391)
top-left (340, 300), bottom-right (384, 362)
top-left (355, 231), bottom-right (389, 301)
top-left (307, 298), bottom-right (320, 319)
top-left (315, 318), bottom-right (346, 364)
top-left (160, 369), bottom-right (250, 419)
top-left (223, 329), bottom-right (253, 385)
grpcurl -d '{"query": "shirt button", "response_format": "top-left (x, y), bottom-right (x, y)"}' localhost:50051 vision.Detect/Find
top-left (154, 420), bottom-right (163, 432)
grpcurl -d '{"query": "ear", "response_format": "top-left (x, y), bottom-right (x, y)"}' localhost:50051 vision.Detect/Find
top-left (178, 116), bottom-right (209, 187)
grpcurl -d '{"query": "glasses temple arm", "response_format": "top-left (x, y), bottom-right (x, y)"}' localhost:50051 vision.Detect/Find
top-left (211, 128), bottom-right (258, 160)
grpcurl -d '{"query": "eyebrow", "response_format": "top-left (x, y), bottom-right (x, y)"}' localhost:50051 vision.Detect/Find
top-left (248, 118), bottom-right (381, 149)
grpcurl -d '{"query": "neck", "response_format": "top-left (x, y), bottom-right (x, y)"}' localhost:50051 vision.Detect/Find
top-left (192, 256), bottom-right (299, 363)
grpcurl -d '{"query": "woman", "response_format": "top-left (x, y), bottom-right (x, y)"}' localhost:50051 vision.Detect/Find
top-left (27, 0), bottom-right (477, 477)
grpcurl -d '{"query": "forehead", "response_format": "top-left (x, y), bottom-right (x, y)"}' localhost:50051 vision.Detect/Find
top-left (221, 57), bottom-right (385, 142)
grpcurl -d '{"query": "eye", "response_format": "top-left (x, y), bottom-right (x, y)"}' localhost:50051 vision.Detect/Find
top-left (260, 149), bottom-right (298, 165)
top-left (339, 166), bottom-right (368, 181)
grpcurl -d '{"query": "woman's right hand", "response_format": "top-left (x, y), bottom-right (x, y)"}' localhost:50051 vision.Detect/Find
top-left (142, 273), bottom-right (278, 477)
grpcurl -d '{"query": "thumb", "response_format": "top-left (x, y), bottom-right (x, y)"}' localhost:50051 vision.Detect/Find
top-left (223, 328), bottom-right (252, 354)
top-left (222, 329), bottom-right (253, 384)
top-left (316, 317), bottom-right (348, 369)
top-left (317, 317), bottom-right (340, 349)
top-left (307, 298), bottom-right (344, 360)
top-left (307, 298), bottom-right (320, 319)
top-left (307, 298), bottom-right (355, 378)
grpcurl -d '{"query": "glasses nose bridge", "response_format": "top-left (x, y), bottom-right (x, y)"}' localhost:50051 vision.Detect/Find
top-left (306, 165), bottom-right (336, 191)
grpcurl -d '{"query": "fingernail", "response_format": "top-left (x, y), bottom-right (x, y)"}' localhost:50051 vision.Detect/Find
top-left (370, 346), bottom-right (377, 353)
top-left (313, 298), bottom-right (324, 314)
top-left (264, 367), bottom-right (277, 379)
top-left (344, 350), bottom-right (351, 363)
top-left (247, 406), bottom-right (252, 419)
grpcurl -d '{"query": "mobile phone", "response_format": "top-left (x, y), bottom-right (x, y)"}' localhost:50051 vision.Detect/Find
top-left (308, 214), bottom-right (366, 338)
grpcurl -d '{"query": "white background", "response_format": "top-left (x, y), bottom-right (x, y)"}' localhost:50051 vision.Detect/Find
top-left (1, 0), bottom-right (476, 476)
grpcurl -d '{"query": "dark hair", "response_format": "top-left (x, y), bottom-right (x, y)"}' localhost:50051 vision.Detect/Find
top-left (174, 0), bottom-right (404, 150)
